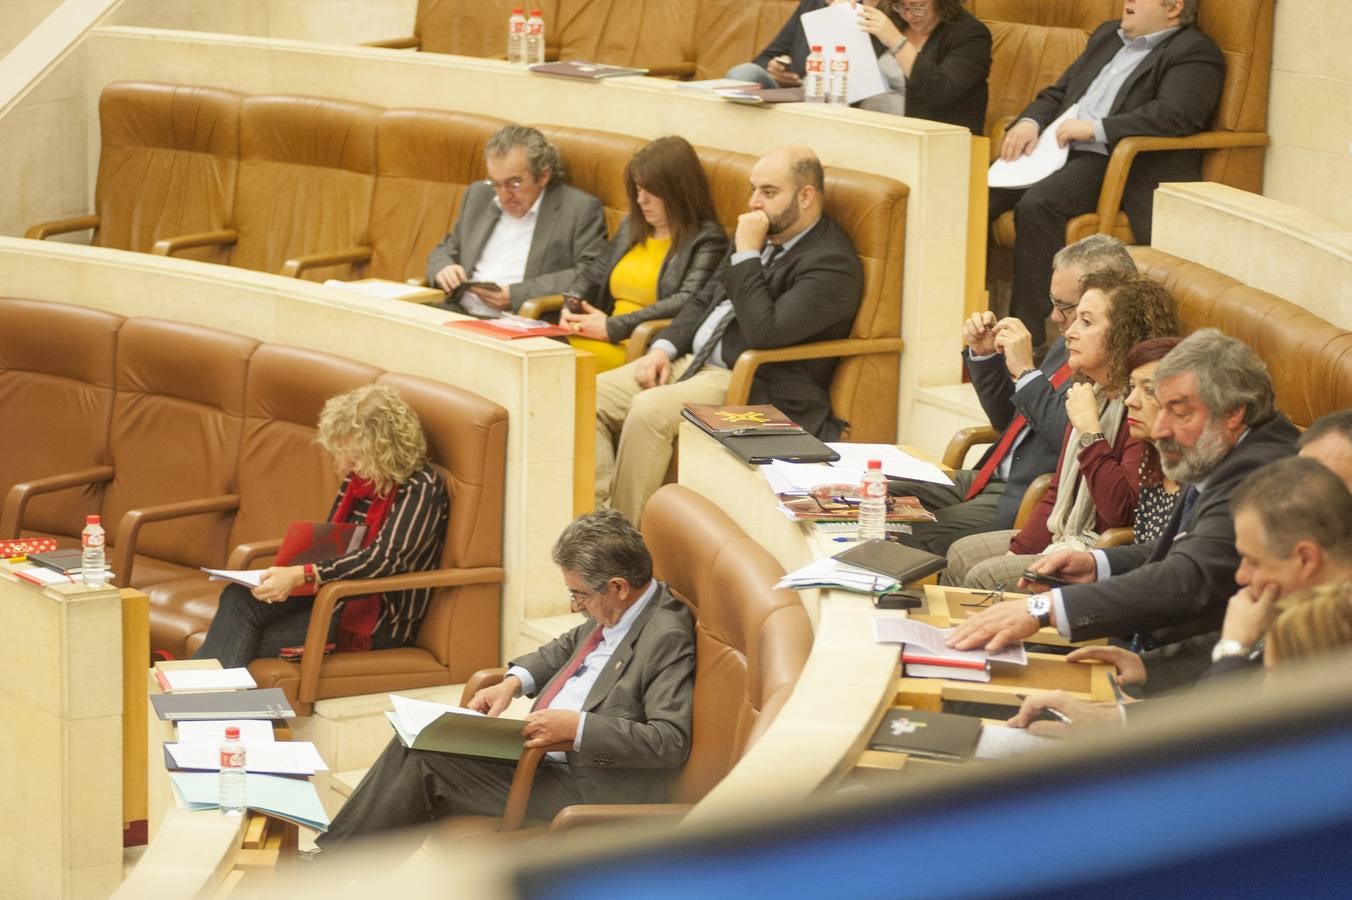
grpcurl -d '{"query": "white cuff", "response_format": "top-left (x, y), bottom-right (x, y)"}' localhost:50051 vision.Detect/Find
top-left (651, 339), bottom-right (678, 360)
top-left (730, 249), bottom-right (761, 266)
top-left (505, 664), bottom-right (535, 696)
top-left (1050, 588), bottom-right (1071, 639)
top-left (573, 712), bottom-right (587, 751)
top-left (1092, 549), bottom-right (1112, 581)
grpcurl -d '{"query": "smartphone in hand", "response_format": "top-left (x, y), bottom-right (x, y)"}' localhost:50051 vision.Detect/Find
top-left (562, 294), bottom-right (584, 314)
top-left (1022, 568), bottom-right (1075, 589)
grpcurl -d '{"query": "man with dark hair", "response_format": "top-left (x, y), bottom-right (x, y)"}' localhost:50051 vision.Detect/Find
top-left (595, 145), bottom-right (862, 526)
top-left (1298, 410), bottom-right (1352, 489)
top-left (990, 0), bottom-right (1224, 341)
top-left (426, 124), bottom-right (607, 317)
top-left (315, 509), bottom-right (695, 852)
top-left (951, 329), bottom-right (1300, 690)
top-left (894, 234), bottom-right (1136, 555)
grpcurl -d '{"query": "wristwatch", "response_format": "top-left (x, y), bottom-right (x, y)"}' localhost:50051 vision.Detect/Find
top-left (1078, 431), bottom-right (1106, 451)
top-left (1211, 638), bottom-right (1252, 663)
top-left (1026, 594), bottom-right (1052, 628)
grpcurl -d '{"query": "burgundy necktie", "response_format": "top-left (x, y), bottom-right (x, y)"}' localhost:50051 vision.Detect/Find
top-left (965, 363), bottom-right (1073, 499)
top-left (532, 625), bottom-right (605, 711)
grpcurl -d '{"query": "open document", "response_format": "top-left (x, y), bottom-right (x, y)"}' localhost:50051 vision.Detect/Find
top-left (873, 616), bottom-right (1027, 665)
top-left (800, 2), bottom-right (888, 105)
top-left (988, 104), bottom-right (1079, 189)
top-left (386, 694), bottom-right (528, 761)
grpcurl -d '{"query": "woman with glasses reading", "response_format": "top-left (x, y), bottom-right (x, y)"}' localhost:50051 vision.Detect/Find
top-left (853, 0), bottom-right (992, 134)
top-left (942, 273), bottom-right (1180, 590)
top-left (558, 136), bottom-right (727, 372)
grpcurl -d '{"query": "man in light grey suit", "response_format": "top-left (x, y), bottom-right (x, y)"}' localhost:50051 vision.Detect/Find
top-left (315, 509), bottom-right (695, 853)
top-left (425, 124), bottom-right (607, 317)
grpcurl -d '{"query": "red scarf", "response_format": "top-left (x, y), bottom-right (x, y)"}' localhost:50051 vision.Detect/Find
top-left (332, 475), bottom-right (398, 652)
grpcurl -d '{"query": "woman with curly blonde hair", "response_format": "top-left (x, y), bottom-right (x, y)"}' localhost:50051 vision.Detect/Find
top-left (945, 271), bottom-right (1180, 589)
top-left (195, 384), bottom-right (449, 666)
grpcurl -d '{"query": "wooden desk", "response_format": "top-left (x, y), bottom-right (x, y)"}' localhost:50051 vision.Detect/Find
top-left (922, 584), bottom-right (1108, 649)
top-left (0, 566), bottom-right (145, 899)
top-left (338, 278), bottom-right (445, 305)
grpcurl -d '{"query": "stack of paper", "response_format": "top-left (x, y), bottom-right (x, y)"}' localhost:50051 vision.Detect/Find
top-left (165, 740), bottom-right (327, 776)
top-left (873, 617), bottom-right (1027, 682)
top-left (169, 772), bottom-right (330, 832)
top-left (176, 720), bottom-right (277, 745)
top-left (154, 667), bottom-right (256, 693)
top-left (776, 557), bottom-right (901, 594)
top-left (975, 724), bottom-right (1060, 759)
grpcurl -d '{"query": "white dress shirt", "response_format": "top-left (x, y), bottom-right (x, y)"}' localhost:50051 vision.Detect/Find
top-left (461, 192), bottom-right (543, 318)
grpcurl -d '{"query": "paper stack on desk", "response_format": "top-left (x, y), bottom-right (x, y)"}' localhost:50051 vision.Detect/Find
top-left (169, 772), bottom-right (330, 832)
top-left (777, 557), bottom-right (901, 594)
top-left (874, 617), bottom-right (1027, 682)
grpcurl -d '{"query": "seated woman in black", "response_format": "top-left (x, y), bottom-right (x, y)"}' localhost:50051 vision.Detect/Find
top-left (194, 384), bottom-right (449, 667)
top-left (854, 0), bottom-right (993, 134)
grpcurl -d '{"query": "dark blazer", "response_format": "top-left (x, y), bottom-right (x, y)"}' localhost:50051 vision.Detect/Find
top-left (965, 337), bottom-right (1072, 529)
top-left (565, 217), bottom-right (729, 343)
top-left (657, 216), bottom-right (863, 440)
top-left (512, 584), bottom-right (695, 806)
top-left (1060, 413), bottom-right (1300, 643)
top-left (425, 179), bottom-right (608, 312)
top-left (1018, 20), bottom-right (1226, 241)
top-left (901, 8), bottom-right (992, 135)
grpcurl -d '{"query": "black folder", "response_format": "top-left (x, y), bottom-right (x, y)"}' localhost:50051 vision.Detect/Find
top-left (152, 687), bottom-right (296, 720)
top-left (832, 539), bottom-right (946, 585)
top-left (868, 708), bottom-right (982, 760)
top-left (719, 432), bottom-right (840, 465)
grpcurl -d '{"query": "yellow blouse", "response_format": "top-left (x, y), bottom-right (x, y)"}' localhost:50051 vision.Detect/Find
top-left (570, 236), bottom-right (671, 372)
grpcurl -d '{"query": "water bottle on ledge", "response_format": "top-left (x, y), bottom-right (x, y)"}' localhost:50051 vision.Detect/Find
top-left (525, 9), bottom-right (546, 66)
top-left (828, 45), bottom-right (850, 107)
top-left (219, 726), bottom-right (246, 816)
top-left (858, 460), bottom-right (888, 541)
top-left (81, 514), bottom-right (105, 587)
top-left (507, 7), bottom-right (526, 65)
top-left (803, 45), bottom-right (827, 103)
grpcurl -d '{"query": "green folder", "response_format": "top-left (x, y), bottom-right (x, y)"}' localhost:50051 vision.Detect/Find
top-left (385, 710), bottom-right (528, 761)
top-left (169, 772), bottom-right (330, 832)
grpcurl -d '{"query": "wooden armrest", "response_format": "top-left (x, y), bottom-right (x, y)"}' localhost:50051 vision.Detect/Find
top-left (550, 803), bottom-right (691, 832)
top-left (25, 214), bottom-right (100, 240)
top-left (152, 229), bottom-right (238, 257)
top-left (112, 494), bottom-right (240, 587)
top-left (626, 318), bottom-right (673, 362)
top-left (1095, 131), bottom-right (1269, 234)
top-left (1013, 472), bottom-right (1053, 530)
top-left (1094, 526), bottom-right (1134, 549)
top-left (227, 538), bottom-right (283, 569)
top-left (943, 425), bottom-right (1000, 471)
top-left (363, 35), bottom-right (419, 49)
top-left (2, 466), bottom-right (115, 538)
top-left (645, 62), bottom-right (696, 79)
top-left (296, 566), bottom-right (506, 702)
top-left (519, 294), bottom-right (564, 320)
top-left (725, 337), bottom-right (903, 406)
top-left (501, 743), bottom-right (572, 831)
top-left (279, 246), bottom-right (373, 279)
top-left (458, 667), bottom-right (509, 706)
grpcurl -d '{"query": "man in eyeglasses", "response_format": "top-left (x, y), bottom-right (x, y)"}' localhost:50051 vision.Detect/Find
top-left (892, 234), bottom-right (1136, 556)
top-left (426, 124), bottom-right (606, 318)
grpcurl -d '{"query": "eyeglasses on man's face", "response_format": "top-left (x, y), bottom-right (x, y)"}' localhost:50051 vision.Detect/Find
top-left (487, 176), bottom-right (528, 194)
top-left (1050, 296), bottom-right (1080, 316)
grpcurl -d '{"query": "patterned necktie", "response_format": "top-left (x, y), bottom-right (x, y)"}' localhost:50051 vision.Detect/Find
top-left (531, 625), bottom-right (605, 711)
top-left (1176, 485), bottom-right (1200, 529)
top-left (964, 363), bottom-right (1074, 499)
top-left (677, 243), bottom-right (785, 382)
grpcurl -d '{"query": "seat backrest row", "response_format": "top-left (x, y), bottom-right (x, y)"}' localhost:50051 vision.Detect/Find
top-left (0, 298), bottom-right (508, 661)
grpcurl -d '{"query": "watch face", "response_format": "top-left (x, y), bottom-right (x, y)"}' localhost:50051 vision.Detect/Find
top-left (1027, 595), bottom-right (1051, 616)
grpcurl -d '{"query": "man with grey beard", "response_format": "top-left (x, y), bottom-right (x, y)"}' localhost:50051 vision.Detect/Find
top-left (948, 330), bottom-right (1299, 687)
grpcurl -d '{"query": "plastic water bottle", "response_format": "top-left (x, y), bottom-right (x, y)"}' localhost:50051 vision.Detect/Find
top-left (803, 45), bottom-right (827, 103)
top-left (828, 45), bottom-right (850, 107)
top-left (81, 514), bottom-right (106, 587)
top-left (525, 9), bottom-right (546, 66)
top-left (858, 459), bottom-right (888, 541)
top-left (219, 726), bottom-right (246, 815)
top-left (507, 7), bottom-right (526, 65)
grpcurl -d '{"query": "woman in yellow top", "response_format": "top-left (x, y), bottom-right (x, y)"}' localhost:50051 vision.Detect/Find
top-left (560, 135), bottom-right (728, 371)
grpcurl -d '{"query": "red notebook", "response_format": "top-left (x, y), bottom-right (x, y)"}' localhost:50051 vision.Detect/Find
top-left (274, 521), bottom-right (366, 596)
top-left (446, 317), bottom-right (572, 340)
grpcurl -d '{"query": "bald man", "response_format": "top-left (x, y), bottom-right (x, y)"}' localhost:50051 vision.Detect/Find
top-left (595, 146), bottom-right (863, 525)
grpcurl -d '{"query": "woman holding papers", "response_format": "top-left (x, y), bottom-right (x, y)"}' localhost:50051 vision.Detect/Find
top-left (853, 0), bottom-right (991, 134)
top-left (194, 385), bottom-right (449, 667)
top-left (943, 272), bottom-right (1180, 590)
top-left (558, 136), bottom-right (727, 372)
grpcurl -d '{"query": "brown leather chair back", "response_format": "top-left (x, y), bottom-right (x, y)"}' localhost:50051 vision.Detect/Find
top-left (692, 0), bottom-right (800, 81)
top-left (1132, 247), bottom-right (1352, 426)
top-left (555, 0), bottom-right (696, 76)
top-left (536, 124), bottom-right (646, 235)
top-left (642, 484), bottom-right (813, 803)
top-left (0, 299), bottom-right (122, 535)
top-left (418, 0), bottom-right (561, 58)
top-left (102, 319), bottom-right (257, 574)
top-left (368, 108), bottom-right (507, 282)
top-left (232, 95), bottom-right (380, 279)
top-left (94, 82), bottom-right (243, 263)
top-left (378, 372), bottom-right (508, 674)
top-left (231, 345), bottom-right (384, 550)
top-left (1195, 0), bottom-right (1274, 192)
top-left (968, 0), bottom-right (1116, 30)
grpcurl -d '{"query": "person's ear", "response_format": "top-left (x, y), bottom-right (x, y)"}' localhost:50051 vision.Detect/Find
top-left (538, 166), bottom-right (552, 187)
top-left (1292, 540), bottom-right (1323, 578)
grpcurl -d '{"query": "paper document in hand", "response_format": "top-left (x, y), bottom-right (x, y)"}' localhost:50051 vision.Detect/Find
top-left (873, 616), bottom-right (1027, 665)
top-left (800, 3), bottom-right (889, 104)
top-left (176, 720), bottom-right (275, 745)
top-left (975, 724), bottom-right (1060, 759)
top-left (987, 104), bottom-right (1079, 189)
top-left (166, 740), bottom-right (328, 775)
top-left (387, 694), bottom-right (526, 761)
top-left (202, 567), bottom-right (265, 589)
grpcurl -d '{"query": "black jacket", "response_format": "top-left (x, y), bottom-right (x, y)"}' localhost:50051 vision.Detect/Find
top-left (901, 8), bottom-right (992, 135)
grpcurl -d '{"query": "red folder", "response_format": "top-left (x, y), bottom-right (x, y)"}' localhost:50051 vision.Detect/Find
top-left (274, 521), bottom-right (366, 596)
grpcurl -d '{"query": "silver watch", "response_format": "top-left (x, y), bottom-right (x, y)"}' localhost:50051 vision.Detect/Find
top-left (1026, 594), bottom-right (1052, 628)
top-left (1211, 638), bottom-right (1251, 663)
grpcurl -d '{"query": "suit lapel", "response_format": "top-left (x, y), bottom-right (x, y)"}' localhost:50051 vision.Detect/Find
top-left (1112, 29), bottom-right (1183, 114)
top-left (524, 184), bottom-right (563, 279)
top-left (581, 590), bottom-right (660, 713)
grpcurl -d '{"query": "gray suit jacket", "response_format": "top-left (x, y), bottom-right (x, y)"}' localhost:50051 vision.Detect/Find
top-left (510, 583), bottom-right (695, 805)
top-left (425, 179), bottom-right (608, 312)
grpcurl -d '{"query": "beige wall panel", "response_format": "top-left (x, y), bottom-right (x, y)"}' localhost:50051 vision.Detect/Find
top-left (267, 0), bottom-right (418, 44)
